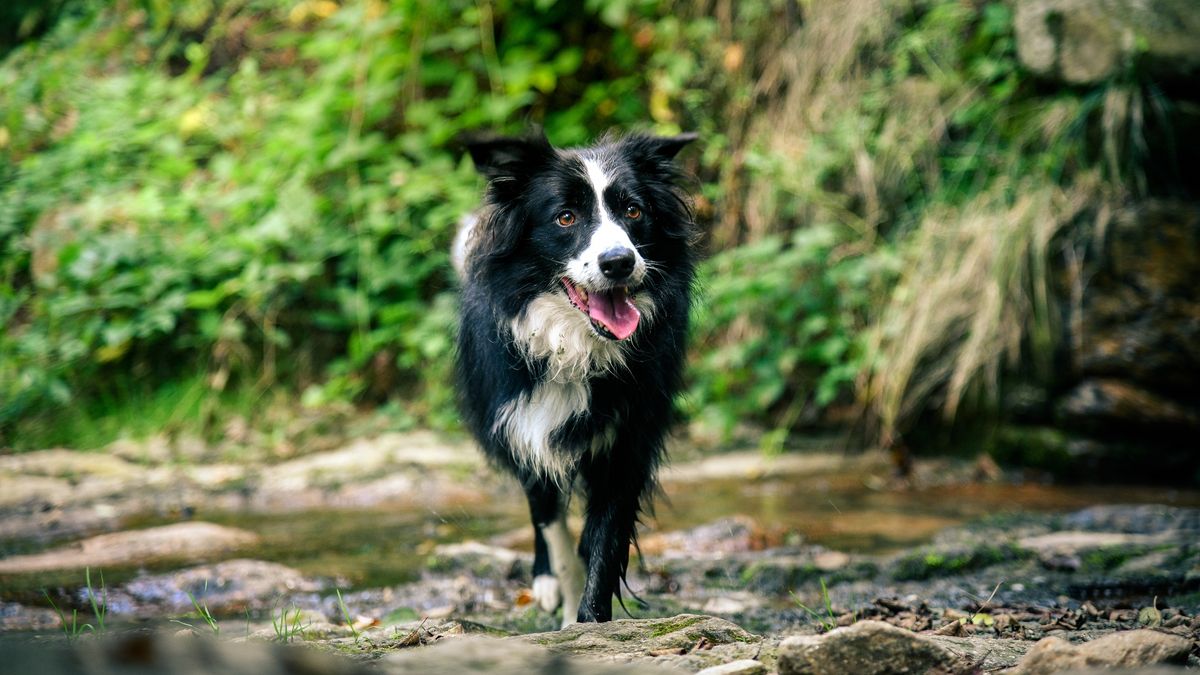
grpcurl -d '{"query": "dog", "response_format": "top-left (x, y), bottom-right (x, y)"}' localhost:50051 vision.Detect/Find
top-left (452, 130), bottom-right (698, 627)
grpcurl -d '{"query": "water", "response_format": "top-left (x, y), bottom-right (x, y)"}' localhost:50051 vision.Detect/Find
top-left (4, 452), bottom-right (1199, 601)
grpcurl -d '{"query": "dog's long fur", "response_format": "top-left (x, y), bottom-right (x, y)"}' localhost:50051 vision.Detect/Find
top-left (453, 130), bottom-right (698, 626)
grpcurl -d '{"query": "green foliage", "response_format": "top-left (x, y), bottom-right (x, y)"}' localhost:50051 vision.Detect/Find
top-left (0, 0), bottom-right (675, 445)
top-left (0, 0), bottom-right (1159, 449)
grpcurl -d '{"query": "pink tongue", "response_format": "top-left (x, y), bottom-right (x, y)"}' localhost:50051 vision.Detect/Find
top-left (588, 288), bottom-right (641, 340)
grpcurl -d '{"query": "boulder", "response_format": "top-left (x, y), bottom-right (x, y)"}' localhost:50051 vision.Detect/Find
top-left (0, 522), bottom-right (258, 574)
top-left (1009, 630), bottom-right (1191, 674)
top-left (778, 620), bottom-right (959, 674)
top-left (122, 559), bottom-right (323, 613)
top-left (382, 635), bottom-right (681, 674)
top-left (519, 614), bottom-right (762, 672)
top-left (1014, 0), bottom-right (1200, 85)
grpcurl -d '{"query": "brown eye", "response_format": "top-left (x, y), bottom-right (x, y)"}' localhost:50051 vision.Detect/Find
top-left (625, 204), bottom-right (642, 220)
top-left (556, 210), bottom-right (576, 227)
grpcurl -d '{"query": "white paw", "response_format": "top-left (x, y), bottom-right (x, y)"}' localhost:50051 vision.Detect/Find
top-left (532, 574), bottom-right (561, 612)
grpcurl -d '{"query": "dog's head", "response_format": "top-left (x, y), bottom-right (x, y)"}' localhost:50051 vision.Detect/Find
top-left (463, 130), bottom-right (697, 342)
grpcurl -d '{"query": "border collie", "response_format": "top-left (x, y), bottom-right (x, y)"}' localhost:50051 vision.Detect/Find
top-left (453, 130), bottom-right (698, 627)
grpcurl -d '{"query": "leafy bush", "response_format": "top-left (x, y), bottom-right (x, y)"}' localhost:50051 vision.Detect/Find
top-left (0, 0), bottom-right (1157, 450)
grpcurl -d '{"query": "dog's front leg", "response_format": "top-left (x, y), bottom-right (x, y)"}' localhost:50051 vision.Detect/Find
top-left (576, 455), bottom-right (652, 623)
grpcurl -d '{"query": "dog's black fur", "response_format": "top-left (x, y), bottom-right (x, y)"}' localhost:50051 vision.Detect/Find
top-left (453, 130), bottom-right (698, 624)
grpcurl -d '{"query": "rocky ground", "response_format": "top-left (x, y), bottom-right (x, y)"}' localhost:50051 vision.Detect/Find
top-left (1, 432), bottom-right (1199, 673)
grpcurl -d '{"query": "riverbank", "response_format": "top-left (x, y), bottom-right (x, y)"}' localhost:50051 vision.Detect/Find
top-left (2, 432), bottom-right (1198, 672)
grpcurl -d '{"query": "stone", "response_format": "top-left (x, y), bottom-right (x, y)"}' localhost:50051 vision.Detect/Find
top-left (694, 660), bottom-right (767, 675)
top-left (925, 635), bottom-right (1031, 671)
top-left (778, 621), bottom-right (958, 674)
top-left (1014, 0), bottom-right (1200, 85)
top-left (1010, 630), bottom-right (1191, 674)
top-left (519, 614), bottom-right (761, 672)
top-left (427, 541), bottom-right (528, 579)
top-left (0, 522), bottom-right (258, 574)
top-left (1056, 380), bottom-right (1199, 432)
top-left (382, 635), bottom-right (680, 674)
top-left (122, 559), bottom-right (323, 613)
top-left (5, 631), bottom-right (375, 675)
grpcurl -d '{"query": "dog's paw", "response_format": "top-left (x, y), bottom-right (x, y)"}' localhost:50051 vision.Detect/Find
top-left (531, 574), bottom-right (561, 612)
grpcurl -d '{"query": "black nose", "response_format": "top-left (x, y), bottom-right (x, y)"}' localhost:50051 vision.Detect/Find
top-left (598, 248), bottom-right (636, 280)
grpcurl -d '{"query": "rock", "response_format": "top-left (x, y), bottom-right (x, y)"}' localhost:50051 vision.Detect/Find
top-left (0, 600), bottom-right (62, 631)
top-left (778, 621), bottom-right (959, 674)
top-left (639, 517), bottom-right (762, 558)
top-left (264, 432), bottom-right (480, 493)
top-left (926, 635), bottom-right (1031, 671)
top-left (427, 541), bottom-right (527, 579)
top-left (1014, 0), bottom-right (1200, 85)
top-left (1056, 380), bottom-right (1200, 432)
top-left (1017, 531), bottom-right (1168, 555)
top-left (382, 635), bottom-right (679, 674)
top-left (0, 522), bottom-right (258, 574)
top-left (519, 614), bottom-right (761, 672)
top-left (1010, 630), bottom-right (1191, 674)
top-left (1063, 505), bottom-right (1200, 534)
top-left (694, 660), bottom-right (767, 675)
top-left (5, 630), bottom-right (375, 675)
top-left (121, 559), bottom-right (323, 613)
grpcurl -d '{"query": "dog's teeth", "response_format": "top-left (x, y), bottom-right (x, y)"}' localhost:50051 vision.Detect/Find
top-left (580, 288), bottom-right (588, 302)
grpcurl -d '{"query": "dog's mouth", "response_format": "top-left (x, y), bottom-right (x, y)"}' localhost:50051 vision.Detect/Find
top-left (561, 277), bottom-right (641, 341)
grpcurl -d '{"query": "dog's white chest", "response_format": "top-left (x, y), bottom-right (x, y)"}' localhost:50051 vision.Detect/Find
top-left (493, 380), bottom-right (589, 486)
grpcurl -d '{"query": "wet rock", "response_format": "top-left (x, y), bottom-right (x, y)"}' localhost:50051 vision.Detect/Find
top-left (122, 559), bottom-right (323, 613)
top-left (5, 631), bottom-right (374, 675)
top-left (1056, 380), bottom-right (1200, 432)
top-left (925, 635), bottom-right (1031, 671)
top-left (1009, 630), bottom-right (1191, 674)
top-left (661, 450), bottom-right (886, 484)
top-left (778, 620), bottom-right (958, 674)
top-left (640, 516), bottom-right (763, 558)
top-left (381, 635), bottom-right (679, 674)
top-left (0, 522), bottom-right (258, 574)
top-left (428, 542), bottom-right (528, 579)
top-left (519, 614), bottom-right (762, 672)
top-left (264, 432), bottom-right (480, 493)
top-left (0, 600), bottom-right (61, 630)
top-left (1063, 505), bottom-right (1200, 534)
top-left (1014, 0), bottom-right (1200, 85)
top-left (1017, 531), bottom-right (1169, 555)
top-left (694, 660), bottom-right (767, 675)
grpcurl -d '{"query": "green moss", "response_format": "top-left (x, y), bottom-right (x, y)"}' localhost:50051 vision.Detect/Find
top-left (648, 615), bottom-right (706, 638)
top-left (892, 543), bottom-right (1030, 581)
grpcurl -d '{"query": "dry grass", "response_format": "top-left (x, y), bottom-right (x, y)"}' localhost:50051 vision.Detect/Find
top-left (864, 176), bottom-right (1111, 438)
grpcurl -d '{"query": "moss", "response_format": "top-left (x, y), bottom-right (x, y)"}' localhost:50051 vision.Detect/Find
top-left (1081, 545), bottom-right (1148, 572)
top-left (648, 615), bottom-right (706, 638)
top-left (892, 543), bottom-right (1030, 581)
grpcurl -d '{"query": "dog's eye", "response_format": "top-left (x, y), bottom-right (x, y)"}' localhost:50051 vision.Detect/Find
top-left (625, 204), bottom-right (642, 220)
top-left (556, 210), bottom-right (576, 227)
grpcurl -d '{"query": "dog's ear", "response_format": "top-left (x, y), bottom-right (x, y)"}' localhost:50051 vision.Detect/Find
top-left (621, 132), bottom-right (699, 177)
top-left (641, 132), bottom-right (699, 161)
top-left (461, 130), bottom-right (553, 182)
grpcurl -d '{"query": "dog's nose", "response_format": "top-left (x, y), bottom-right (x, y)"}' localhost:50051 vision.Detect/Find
top-left (598, 248), bottom-right (636, 280)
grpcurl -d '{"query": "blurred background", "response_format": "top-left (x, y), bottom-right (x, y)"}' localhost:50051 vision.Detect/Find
top-left (2, 0), bottom-right (1200, 650)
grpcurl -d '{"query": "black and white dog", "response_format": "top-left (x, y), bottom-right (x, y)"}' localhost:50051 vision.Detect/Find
top-left (452, 130), bottom-right (698, 626)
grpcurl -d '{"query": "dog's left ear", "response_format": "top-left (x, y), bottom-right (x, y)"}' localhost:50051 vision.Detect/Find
top-left (642, 132), bottom-right (699, 161)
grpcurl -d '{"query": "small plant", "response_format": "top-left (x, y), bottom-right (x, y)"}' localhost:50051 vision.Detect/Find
top-left (271, 604), bottom-right (308, 643)
top-left (791, 578), bottom-right (844, 632)
top-left (84, 567), bottom-right (107, 635)
top-left (43, 590), bottom-right (92, 642)
top-left (335, 589), bottom-right (360, 643)
top-left (171, 580), bottom-right (220, 635)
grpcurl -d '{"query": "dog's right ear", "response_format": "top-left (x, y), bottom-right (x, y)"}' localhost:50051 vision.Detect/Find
top-left (461, 130), bottom-right (553, 182)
